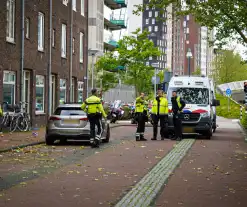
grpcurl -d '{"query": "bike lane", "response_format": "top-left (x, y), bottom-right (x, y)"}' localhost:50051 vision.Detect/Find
top-left (155, 118), bottom-right (247, 207)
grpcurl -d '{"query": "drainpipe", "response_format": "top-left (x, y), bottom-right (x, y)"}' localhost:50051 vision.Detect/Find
top-left (69, 0), bottom-right (73, 101)
top-left (48, 0), bottom-right (52, 115)
top-left (20, 0), bottom-right (25, 106)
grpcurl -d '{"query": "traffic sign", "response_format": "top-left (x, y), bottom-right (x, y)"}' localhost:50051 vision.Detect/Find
top-left (152, 76), bottom-right (160, 84)
top-left (226, 88), bottom-right (232, 96)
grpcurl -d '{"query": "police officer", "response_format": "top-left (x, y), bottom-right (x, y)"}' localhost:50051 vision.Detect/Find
top-left (171, 91), bottom-right (185, 141)
top-left (81, 89), bottom-right (107, 147)
top-left (151, 90), bottom-right (169, 140)
top-left (135, 92), bottom-right (147, 141)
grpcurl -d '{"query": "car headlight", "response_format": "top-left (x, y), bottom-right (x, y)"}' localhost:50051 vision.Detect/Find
top-left (201, 112), bottom-right (210, 118)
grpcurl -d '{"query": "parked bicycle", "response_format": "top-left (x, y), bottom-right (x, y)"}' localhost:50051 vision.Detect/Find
top-left (0, 102), bottom-right (31, 133)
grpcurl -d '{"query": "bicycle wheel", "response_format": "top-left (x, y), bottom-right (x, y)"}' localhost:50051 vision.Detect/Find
top-left (24, 113), bottom-right (31, 131)
top-left (16, 116), bottom-right (29, 132)
top-left (9, 117), bottom-right (18, 133)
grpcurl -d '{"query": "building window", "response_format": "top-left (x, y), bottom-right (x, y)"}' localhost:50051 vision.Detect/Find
top-left (155, 11), bottom-right (158, 17)
top-left (149, 56), bottom-right (153, 60)
top-left (152, 18), bottom-right (155, 24)
top-left (73, 38), bottom-right (75, 54)
top-left (146, 61), bottom-right (149, 66)
top-left (80, 32), bottom-right (84, 63)
top-left (154, 26), bottom-right (158, 31)
top-left (148, 26), bottom-right (152, 32)
top-left (52, 29), bottom-right (55, 47)
top-left (61, 24), bottom-right (67, 58)
top-left (25, 18), bottom-right (30, 39)
top-left (3, 71), bottom-right (15, 105)
top-left (81, 0), bottom-right (84, 16)
top-left (60, 79), bottom-right (66, 104)
top-left (38, 12), bottom-right (45, 51)
top-left (187, 15), bottom-right (190, 21)
top-left (146, 5), bottom-right (149, 10)
top-left (78, 81), bottom-right (83, 102)
top-left (164, 25), bottom-right (167, 33)
top-left (186, 27), bottom-right (189, 34)
top-left (145, 18), bottom-right (149, 24)
top-left (6, 0), bottom-right (15, 43)
top-left (35, 75), bottom-right (45, 113)
top-left (72, 0), bottom-right (76, 11)
top-left (149, 11), bottom-right (152, 17)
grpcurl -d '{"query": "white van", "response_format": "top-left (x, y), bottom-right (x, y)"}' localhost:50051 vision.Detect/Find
top-left (166, 75), bottom-right (220, 139)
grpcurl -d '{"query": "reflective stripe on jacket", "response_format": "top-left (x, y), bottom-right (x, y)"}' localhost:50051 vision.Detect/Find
top-left (135, 96), bottom-right (144, 113)
top-left (151, 97), bottom-right (168, 115)
top-left (81, 95), bottom-right (107, 118)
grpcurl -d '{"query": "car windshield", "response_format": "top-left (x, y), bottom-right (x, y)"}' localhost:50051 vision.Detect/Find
top-left (167, 87), bottom-right (209, 105)
top-left (54, 107), bottom-right (86, 116)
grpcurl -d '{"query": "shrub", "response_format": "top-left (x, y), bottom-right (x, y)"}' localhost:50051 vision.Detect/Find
top-left (216, 94), bottom-right (242, 119)
top-left (240, 109), bottom-right (247, 129)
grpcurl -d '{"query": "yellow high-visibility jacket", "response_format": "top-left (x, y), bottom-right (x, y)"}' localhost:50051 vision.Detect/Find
top-left (81, 95), bottom-right (107, 118)
top-left (151, 97), bottom-right (168, 115)
top-left (135, 96), bottom-right (145, 113)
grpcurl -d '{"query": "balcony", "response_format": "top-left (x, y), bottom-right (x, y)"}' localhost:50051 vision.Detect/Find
top-left (104, 0), bottom-right (127, 10)
top-left (104, 40), bottom-right (119, 51)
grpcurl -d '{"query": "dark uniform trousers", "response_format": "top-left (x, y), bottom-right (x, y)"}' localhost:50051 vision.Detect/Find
top-left (173, 113), bottom-right (182, 138)
top-left (87, 113), bottom-right (102, 140)
top-left (152, 114), bottom-right (168, 138)
top-left (136, 112), bottom-right (146, 135)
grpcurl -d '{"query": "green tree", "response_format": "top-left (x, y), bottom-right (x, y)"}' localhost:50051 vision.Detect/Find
top-left (211, 50), bottom-right (247, 84)
top-left (95, 53), bottom-right (119, 93)
top-left (192, 67), bottom-right (201, 75)
top-left (134, 0), bottom-right (247, 48)
top-left (116, 28), bottom-right (161, 95)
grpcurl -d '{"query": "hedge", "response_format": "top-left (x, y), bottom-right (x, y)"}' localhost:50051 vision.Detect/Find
top-left (240, 108), bottom-right (247, 129)
top-left (216, 94), bottom-right (242, 119)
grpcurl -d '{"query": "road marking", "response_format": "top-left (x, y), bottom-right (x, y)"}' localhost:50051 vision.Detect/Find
top-left (115, 139), bottom-right (195, 207)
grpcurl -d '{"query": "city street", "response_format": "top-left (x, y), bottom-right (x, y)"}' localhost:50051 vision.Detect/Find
top-left (0, 118), bottom-right (247, 207)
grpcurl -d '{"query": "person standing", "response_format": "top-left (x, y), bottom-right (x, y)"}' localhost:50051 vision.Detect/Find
top-left (151, 90), bottom-right (169, 140)
top-left (135, 92), bottom-right (147, 141)
top-left (171, 91), bottom-right (186, 141)
top-left (81, 88), bottom-right (107, 148)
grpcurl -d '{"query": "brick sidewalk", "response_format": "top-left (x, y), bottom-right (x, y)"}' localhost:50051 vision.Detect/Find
top-left (0, 128), bottom-right (45, 151)
top-left (155, 117), bottom-right (247, 207)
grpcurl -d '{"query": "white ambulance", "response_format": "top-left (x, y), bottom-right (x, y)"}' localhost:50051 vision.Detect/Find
top-left (166, 75), bottom-right (220, 139)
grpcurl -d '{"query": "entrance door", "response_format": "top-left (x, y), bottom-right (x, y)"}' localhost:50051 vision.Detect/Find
top-left (51, 75), bottom-right (56, 113)
top-left (23, 71), bottom-right (30, 113)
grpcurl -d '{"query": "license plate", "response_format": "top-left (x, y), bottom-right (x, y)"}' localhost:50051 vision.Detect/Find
top-left (63, 119), bottom-right (79, 124)
top-left (183, 127), bottom-right (194, 133)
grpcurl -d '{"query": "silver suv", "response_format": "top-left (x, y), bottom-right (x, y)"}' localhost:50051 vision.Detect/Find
top-left (45, 104), bottom-right (110, 145)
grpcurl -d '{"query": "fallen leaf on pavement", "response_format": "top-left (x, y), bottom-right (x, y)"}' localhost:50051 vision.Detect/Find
top-left (20, 182), bottom-right (27, 186)
top-left (140, 146), bottom-right (146, 148)
top-left (77, 164), bottom-right (82, 166)
top-left (155, 156), bottom-right (161, 159)
top-left (73, 195), bottom-right (80, 198)
top-left (183, 179), bottom-right (188, 182)
top-left (94, 178), bottom-right (99, 181)
top-left (125, 148), bottom-right (130, 150)
top-left (67, 171), bottom-right (74, 174)
top-left (32, 171), bottom-right (38, 174)
top-left (98, 168), bottom-right (104, 172)
top-left (80, 146), bottom-right (85, 149)
top-left (225, 172), bottom-right (230, 175)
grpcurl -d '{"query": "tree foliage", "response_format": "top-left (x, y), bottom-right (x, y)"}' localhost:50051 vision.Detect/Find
top-left (95, 53), bottom-right (119, 93)
top-left (95, 28), bottom-right (161, 95)
top-left (192, 67), bottom-right (201, 75)
top-left (211, 50), bottom-right (247, 84)
top-left (133, 0), bottom-right (247, 49)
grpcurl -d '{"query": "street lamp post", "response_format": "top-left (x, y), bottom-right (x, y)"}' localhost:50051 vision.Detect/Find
top-left (186, 48), bottom-right (193, 76)
top-left (151, 62), bottom-right (159, 96)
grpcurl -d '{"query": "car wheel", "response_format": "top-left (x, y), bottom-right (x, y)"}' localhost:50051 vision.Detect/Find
top-left (213, 127), bottom-right (216, 133)
top-left (102, 125), bottom-right (110, 143)
top-left (45, 135), bottom-right (54, 145)
top-left (205, 128), bottom-right (212, 139)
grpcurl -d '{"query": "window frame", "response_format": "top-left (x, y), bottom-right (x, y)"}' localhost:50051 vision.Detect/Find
top-left (35, 75), bottom-right (45, 114)
top-left (78, 81), bottom-right (84, 102)
top-left (38, 12), bottom-right (45, 51)
top-left (72, 0), bottom-right (76, 11)
top-left (81, 0), bottom-right (84, 16)
top-left (6, 0), bottom-right (15, 43)
top-left (3, 70), bottom-right (16, 106)
top-left (25, 17), bottom-right (30, 39)
top-left (60, 79), bottom-right (67, 104)
top-left (61, 24), bottom-right (67, 58)
top-left (80, 32), bottom-right (84, 63)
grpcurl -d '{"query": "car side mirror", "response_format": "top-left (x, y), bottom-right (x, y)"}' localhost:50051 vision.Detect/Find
top-left (212, 99), bottom-right (220, 106)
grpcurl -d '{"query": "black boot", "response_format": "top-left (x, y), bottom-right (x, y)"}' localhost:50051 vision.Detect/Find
top-left (140, 134), bottom-right (147, 141)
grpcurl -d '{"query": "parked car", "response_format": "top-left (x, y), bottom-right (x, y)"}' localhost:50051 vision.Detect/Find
top-left (45, 103), bottom-right (110, 145)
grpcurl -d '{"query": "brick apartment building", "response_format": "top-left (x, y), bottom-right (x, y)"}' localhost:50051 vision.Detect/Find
top-left (0, 0), bottom-right (88, 127)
